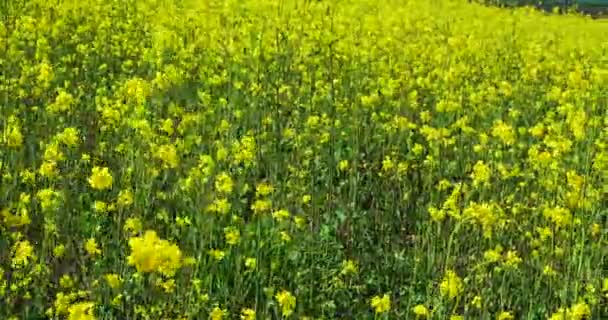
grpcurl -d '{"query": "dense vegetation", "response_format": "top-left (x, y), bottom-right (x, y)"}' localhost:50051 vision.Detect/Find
top-left (1, 0), bottom-right (607, 319)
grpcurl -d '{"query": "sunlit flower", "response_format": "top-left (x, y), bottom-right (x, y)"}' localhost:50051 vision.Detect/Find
top-left (88, 166), bottom-right (113, 190)
top-left (12, 240), bottom-right (34, 266)
top-left (67, 302), bottom-right (95, 320)
top-left (104, 273), bottom-right (122, 289)
top-left (224, 227), bottom-right (241, 245)
top-left (370, 294), bottom-right (391, 314)
top-left (127, 230), bottom-right (183, 276)
top-left (440, 270), bottom-right (463, 300)
top-left (275, 290), bottom-right (296, 317)
top-left (240, 308), bottom-right (256, 320)
top-left (84, 238), bottom-right (101, 256)
top-left (245, 257), bottom-right (257, 270)
top-left (209, 306), bottom-right (226, 320)
top-left (412, 304), bottom-right (429, 317)
top-left (496, 311), bottom-right (514, 320)
top-left (341, 259), bottom-right (358, 275)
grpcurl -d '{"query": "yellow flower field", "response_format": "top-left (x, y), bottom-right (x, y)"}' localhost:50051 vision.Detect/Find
top-left (1, 0), bottom-right (607, 319)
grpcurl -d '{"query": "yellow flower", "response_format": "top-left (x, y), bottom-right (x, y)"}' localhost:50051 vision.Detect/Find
top-left (88, 166), bottom-right (113, 190)
top-left (549, 302), bottom-right (590, 320)
top-left (272, 209), bottom-right (290, 222)
top-left (412, 304), bottom-right (429, 317)
top-left (381, 156), bottom-right (394, 172)
top-left (277, 231), bottom-right (291, 243)
top-left (224, 227), bottom-right (241, 245)
top-left (4, 119), bottom-right (23, 148)
top-left (48, 90), bottom-right (74, 114)
top-left (370, 294), bottom-right (391, 314)
top-left (543, 265), bottom-right (557, 277)
top-left (215, 172), bottom-right (234, 194)
top-left (251, 199), bottom-right (271, 214)
top-left (429, 206), bottom-right (446, 223)
top-left (117, 190), bottom-right (134, 207)
top-left (340, 259), bottom-right (358, 275)
top-left (543, 206), bottom-right (572, 229)
top-left (39, 160), bottom-right (59, 178)
top-left (127, 230), bottom-right (182, 276)
top-left (549, 308), bottom-right (568, 320)
top-left (12, 240), bottom-right (34, 266)
top-left (67, 302), bottom-right (95, 320)
top-left (483, 245), bottom-right (503, 263)
top-left (256, 182), bottom-right (275, 197)
top-left (93, 201), bottom-right (107, 213)
top-left (124, 217), bottom-right (142, 235)
top-left (44, 143), bottom-right (65, 161)
top-left (84, 238), bottom-right (101, 256)
top-left (37, 188), bottom-right (62, 211)
top-left (338, 160), bottom-right (349, 171)
top-left (471, 295), bottom-right (482, 309)
top-left (471, 160), bottom-right (491, 186)
top-left (158, 278), bottom-right (176, 293)
top-left (491, 120), bottom-right (516, 145)
top-left (104, 273), bottom-right (122, 289)
top-left (128, 232), bottom-right (160, 273)
top-left (275, 290), bottom-right (296, 317)
top-left (440, 270), bottom-right (464, 300)
top-left (301, 195), bottom-right (311, 205)
top-left (496, 311), bottom-right (514, 320)
top-left (20, 169), bottom-right (36, 185)
top-left (207, 198), bottom-right (232, 215)
top-left (294, 216), bottom-right (306, 229)
top-left (240, 308), bottom-right (256, 320)
top-left (570, 302), bottom-right (590, 320)
top-left (208, 249), bottom-right (225, 261)
top-left (503, 250), bottom-right (522, 269)
top-left (56, 127), bottom-right (80, 147)
top-left (245, 257), bottom-right (257, 270)
top-left (154, 144), bottom-right (179, 168)
top-left (53, 244), bottom-right (66, 258)
top-left (60, 275), bottom-right (74, 288)
top-left (591, 223), bottom-right (601, 237)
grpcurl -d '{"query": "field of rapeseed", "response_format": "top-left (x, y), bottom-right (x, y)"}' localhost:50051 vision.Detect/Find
top-left (1, 0), bottom-right (607, 319)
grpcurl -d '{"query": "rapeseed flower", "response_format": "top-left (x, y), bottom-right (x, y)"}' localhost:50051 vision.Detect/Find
top-left (412, 304), bottom-right (429, 317)
top-left (370, 294), bottom-right (391, 314)
top-left (272, 209), bottom-right (290, 222)
top-left (241, 308), bottom-right (256, 320)
top-left (104, 273), bottom-right (122, 289)
top-left (245, 257), bottom-right (257, 270)
top-left (127, 230), bottom-right (183, 276)
top-left (117, 190), bottom-right (134, 207)
top-left (471, 161), bottom-right (491, 186)
top-left (215, 172), bottom-right (234, 194)
top-left (155, 144), bottom-right (179, 169)
top-left (275, 290), bottom-right (296, 317)
top-left (496, 311), bottom-right (514, 320)
top-left (208, 249), bottom-right (225, 261)
top-left (224, 227), bottom-right (241, 245)
top-left (340, 259), bottom-right (358, 275)
top-left (440, 270), bottom-right (463, 300)
top-left (12, 240), bottom-right (34, 266)
top-left (84, 238), bottom-right (101, 256)
top-left (67, 302), bottom-right (95, 320)
top-left (256, 182), bottom-right (275, 197)
top-left (4, 120), bottom-right (23, 147)
top-left (209, 306), bottom-right (226, 320)
top-left (88, 166), bottom-right (113, 190)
